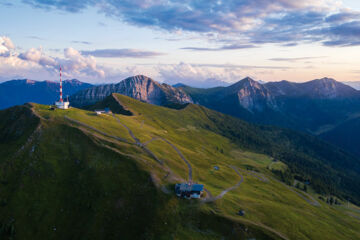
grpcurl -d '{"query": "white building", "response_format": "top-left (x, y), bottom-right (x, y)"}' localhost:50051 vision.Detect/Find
top-left (55, 101), bottom-right (70, 109)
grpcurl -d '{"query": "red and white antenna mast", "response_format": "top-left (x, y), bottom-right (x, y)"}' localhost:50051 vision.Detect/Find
top-left (59, 66), bottom-right (63, 102)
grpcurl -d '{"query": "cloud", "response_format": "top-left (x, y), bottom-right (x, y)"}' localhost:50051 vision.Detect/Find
top-left (81, 48), bottom-right (164, 58)
top-left (172, 63), bottom-right (292, 70)
top-left (62, 47), bottom-right (105, 77)
top-left (180, 44), bottom-right (257, 51)
top-left (269, 57), bottom-right (326, 62)
top-left (157, 62), bottom-right (282, 87)
top-left (326, 10), bottom-right (360, 23)
top-left (27, 35), bottom-right (45, 40)
top-left (0, 37), bottom-right (106, 80)
top-left (71, 40), bottom-right (92, 45)
top-left (19, 48), bottom-right (56, 66)
top-left (0, 2), bottom-right (13, 7)
top-left (158, 62), bottom-right (239, 87)
top-left (23, 0), bottom-right (360, 46)
top-left (22, 0), bottom-right (93, 13)
top-left (98, 22), bottom-right (107, 27)
top-left (319, 21), bottom-right (360, 46)
top-left (0, 36), bottom-right (15, 56)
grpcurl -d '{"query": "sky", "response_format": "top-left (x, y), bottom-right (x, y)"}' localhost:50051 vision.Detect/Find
top-left (1, 0), bottom-right (360, 87)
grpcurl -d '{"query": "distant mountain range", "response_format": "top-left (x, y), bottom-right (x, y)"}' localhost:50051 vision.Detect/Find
top-left (0, 79), bottom-right (92, 109)
top-left (70, 75), bottom-right (192, 107)
top-left (179, 77), bottom-right (360, 157)
top-left (344, 81), bottom-right (360, 90)
top-left (1, 75), bottom-right (360, 157)
top-left (180, 77), bottom-right (360, 131)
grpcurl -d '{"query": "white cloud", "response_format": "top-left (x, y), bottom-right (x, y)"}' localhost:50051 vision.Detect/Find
top-left (0, 37), bottom-right (106, 81)
top-left (61, 47), bottom-right (105, 78)
top-left (0, 36), bottom-right (15, 56)
top-left (158, 62), bottom-right (244, 87)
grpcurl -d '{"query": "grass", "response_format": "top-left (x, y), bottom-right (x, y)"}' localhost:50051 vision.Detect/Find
top-left (0, 95), bottom-right (359, 239)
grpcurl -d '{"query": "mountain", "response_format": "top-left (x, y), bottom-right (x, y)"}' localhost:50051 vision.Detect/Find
top-left (266, 77), bottom-right (360, 98)
top-left (167, 78), bottom-right (231, 88)
top-left (344, 81), bottom-right (360, 90)
top-left (0, 79), bottom-right (93, 109)
top-left (180, 77), bottom-right (360, 134)
top-left (70, 75), bottom-right (192, 108)
top-left (320, 116), bottom-right (360, 157)
top-left (0, 95), bottom-right (360, 239)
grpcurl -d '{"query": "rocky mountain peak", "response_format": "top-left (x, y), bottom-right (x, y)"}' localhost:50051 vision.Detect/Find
top-left (303, 77), bottom-right (359, 98)
top-left (225, 77), bottom-right (276, 112)
top-left (70, 75), bottom-right (192, 107)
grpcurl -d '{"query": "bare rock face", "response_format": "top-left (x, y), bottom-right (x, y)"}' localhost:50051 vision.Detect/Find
top-left (70, 75), bottom-right (193, 107)
top-left (235, 77), bottom-right (276, 112)
top-left (223, 77), bottom-right (277, 112)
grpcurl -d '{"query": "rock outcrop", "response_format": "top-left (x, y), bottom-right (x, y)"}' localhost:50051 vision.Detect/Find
top-left (70, 75), bottom-right (193, 107)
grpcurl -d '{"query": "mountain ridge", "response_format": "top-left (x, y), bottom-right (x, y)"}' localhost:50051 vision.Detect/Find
top-left (70, 75), bottom-right (193, 107)
top-left (0, 95), bottom-right (360, 239)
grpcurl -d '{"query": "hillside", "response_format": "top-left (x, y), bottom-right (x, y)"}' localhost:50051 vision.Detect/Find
top-left (70, 75), bottom-right (192, 107)
top-left (0, 94), bottom-right (359, 239)
top-left (344, 81), bottom-right (360, 90)
top-left (180, 77), bottom-right (360, 155)
top-left (0, 79), bottom-right (93, 109)
top-left (320, 116), bottom-right (360, 157)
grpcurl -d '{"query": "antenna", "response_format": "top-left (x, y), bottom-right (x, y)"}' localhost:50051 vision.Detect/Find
top-left (60, 66), bottom-right (63, 102)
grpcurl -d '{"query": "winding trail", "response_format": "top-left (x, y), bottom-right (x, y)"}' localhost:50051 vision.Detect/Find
top-left (112, 114), bottom-right (141, 145)
top-left (237, 168), bottom-right (268, 182)
top-left (202, 166), bottom-right (244, 203)
top-left (269, 176), bottom-right (320, 206)
top-left (143, 137), bottom-right (160, 146)
top-left (66, 115), bottom-right (162, 164)
top-left (65, 116), bottom-right (130, 144)
top-left (111, 114), bottom-right (163, 164)
top-left (158, 137), bottom-right (193, 182)
top-left (68, 113), bottom-right (318, 208)
top-left (136, 135), bottom-right (193, 182)
top-left (237, 167), bottom-right (319, 207)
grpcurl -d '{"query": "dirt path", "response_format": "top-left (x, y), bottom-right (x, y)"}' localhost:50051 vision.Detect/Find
top-left (157, 137), bottom-right (193, 182)
top-left (111, 114), bottom-right (163, 164)
top-left (66, 115), bottom-right (162, 164)
top-left (143, 136), bottom-right (193, 182)
top-left (237, 168), bottom-right (268, 182)
top-left (143, 137), bottom-right (160, 146)
top-left (269, 176), bottom-right (320, 206)
top-left (202, 166), bottom-right (244, 203)
top-left (112, 114), bottom-right (141, 145)
top-left (65, 116), bottom-right (130, 144)
top-left (237, 166), bottom-right (319, 207)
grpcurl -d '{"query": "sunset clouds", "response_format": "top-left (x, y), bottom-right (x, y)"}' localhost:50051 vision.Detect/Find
top-left (22, 0), bottom-right (360, 46)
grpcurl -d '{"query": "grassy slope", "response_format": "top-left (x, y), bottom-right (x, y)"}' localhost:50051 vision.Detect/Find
top-left (320, 116), bottom-right (360, 157)
top-left (0, 95), bottom-right (359, 239)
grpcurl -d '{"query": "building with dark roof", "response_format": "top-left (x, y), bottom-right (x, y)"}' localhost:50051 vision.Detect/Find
top-left (175, 183), bottom-right (204, 199)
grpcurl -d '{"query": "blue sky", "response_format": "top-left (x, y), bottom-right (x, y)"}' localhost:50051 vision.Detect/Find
top-left (1, 0), bottom-right (360, 86)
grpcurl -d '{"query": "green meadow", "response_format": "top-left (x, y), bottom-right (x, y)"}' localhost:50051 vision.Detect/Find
top-left (0, 94), bottom-right (359, 239)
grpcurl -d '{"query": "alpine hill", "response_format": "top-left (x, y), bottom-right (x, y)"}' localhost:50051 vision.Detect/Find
top-left (0, 94), bottom-right (359, 239)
